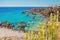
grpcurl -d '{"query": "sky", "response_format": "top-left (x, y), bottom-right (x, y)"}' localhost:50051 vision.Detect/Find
top-left (0, 0), bottom-right (60, 7)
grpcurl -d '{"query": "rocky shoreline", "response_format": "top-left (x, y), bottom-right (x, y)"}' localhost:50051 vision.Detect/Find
top-left (23, 6), bottom-right (60, 21)
top-left (0, 21), bottom-right (28, 32)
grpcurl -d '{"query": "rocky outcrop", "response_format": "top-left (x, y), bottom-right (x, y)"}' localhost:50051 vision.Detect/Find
top-left (23, 6), bottom-right (60, 21)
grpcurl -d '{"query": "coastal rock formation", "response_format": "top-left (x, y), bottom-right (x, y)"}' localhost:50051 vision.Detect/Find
top-left (23, 6), bottom-right (60, 21)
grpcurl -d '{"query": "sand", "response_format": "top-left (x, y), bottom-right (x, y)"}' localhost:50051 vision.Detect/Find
top-left (0, 28), bottom-right (25, 40)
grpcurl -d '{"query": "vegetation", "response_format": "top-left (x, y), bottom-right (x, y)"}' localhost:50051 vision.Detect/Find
top-left (24, 11), bottom-right (60, 40)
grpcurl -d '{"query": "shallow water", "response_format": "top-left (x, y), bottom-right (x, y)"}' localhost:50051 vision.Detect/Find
top-left (0, 7), bottom-right (47, 30)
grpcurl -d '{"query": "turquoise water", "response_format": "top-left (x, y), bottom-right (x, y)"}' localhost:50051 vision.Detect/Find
top-left (0, 7), bottom-right (47, 30)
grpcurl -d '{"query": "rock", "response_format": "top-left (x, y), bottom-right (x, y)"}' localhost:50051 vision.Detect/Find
top-left (23, 6), bottom-right (60, 21)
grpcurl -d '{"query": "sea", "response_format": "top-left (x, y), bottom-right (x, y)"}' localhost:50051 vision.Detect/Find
top-left (0, 7), bottom-right (47, 31)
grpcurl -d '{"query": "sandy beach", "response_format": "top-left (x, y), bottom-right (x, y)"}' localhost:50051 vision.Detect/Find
top-left (0, 28), bottom-right (25, 40)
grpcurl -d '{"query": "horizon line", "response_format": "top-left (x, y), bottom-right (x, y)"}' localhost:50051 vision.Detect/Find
top-left (0, 5), bottom-right (60, 7)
